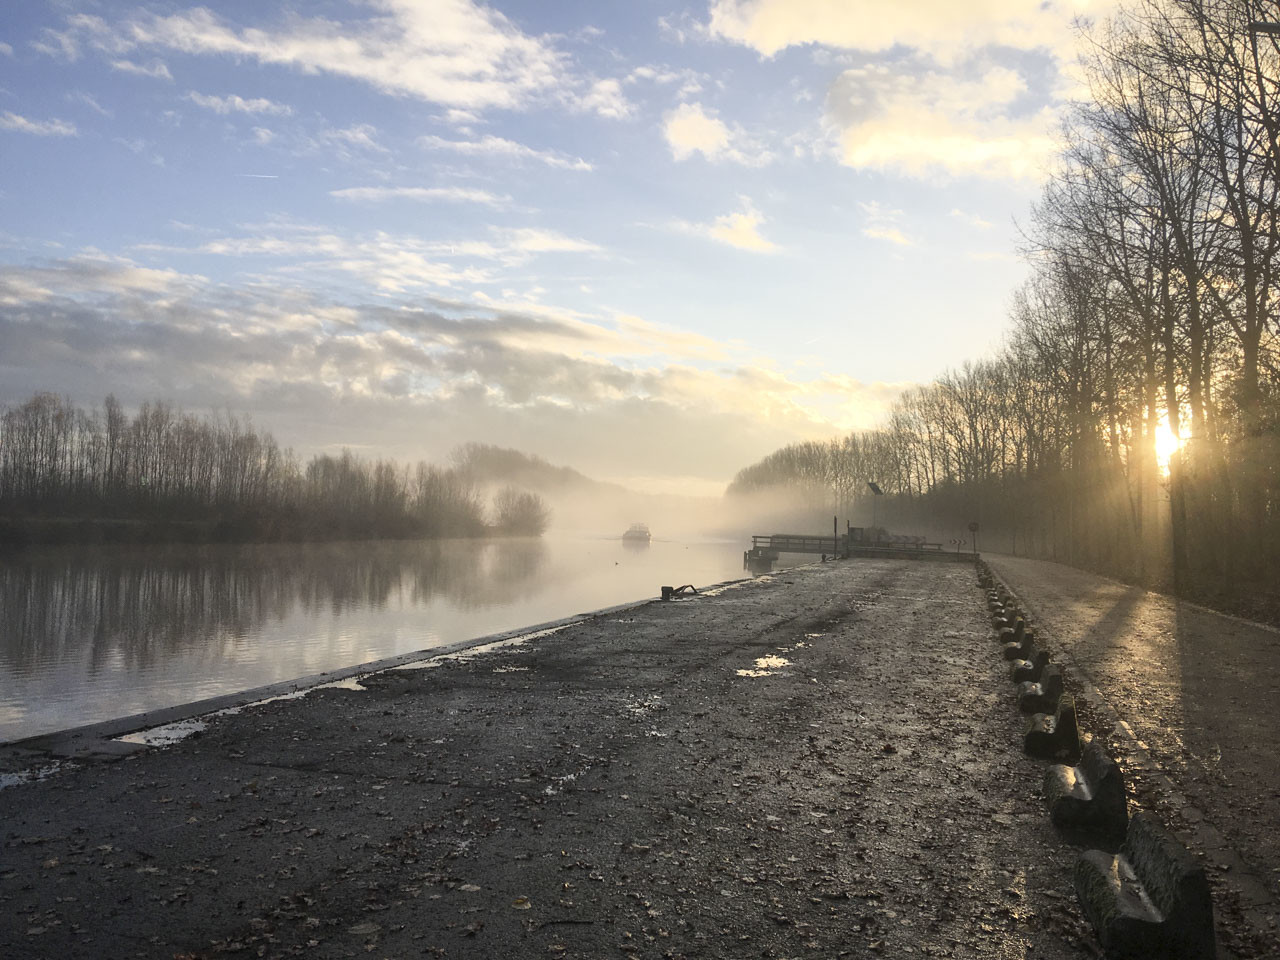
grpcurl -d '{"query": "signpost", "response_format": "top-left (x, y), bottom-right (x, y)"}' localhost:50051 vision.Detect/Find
top-left (968, 521), bottom-right (979, 555)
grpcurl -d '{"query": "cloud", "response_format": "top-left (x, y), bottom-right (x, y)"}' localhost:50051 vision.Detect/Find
top-left (187, 91), bottom-right (292, 115)
top-left (139, 219), bottom-right (602, 291)
top-left (705, 0), bottom-right (1099, 61)
top-left (66, 91), bottom-right (112, 116)
top-left (75, 1), bottom-right (569, 111)
top-left (0, 255), bottom-right (903, 486)
top-left (420, 134), bottom-right (592, 171)
top-left (329, 186), bottom-right (511, 207)
top-left (0, 42), bottom-right (13, 57)
top-left (110, 59), bottom-right (173, 80)
top-left (859, 201), bottom-right (913, 246)
top-left (950, 208), bottom-right (994, 229)
top-left (0, 112), bottom-right (77, 137)
top-left (576, 77), bottom-right (632, 118)
top-left (825, 63), bottom-right (1055, 180)
top-left (671, 198), bottom-right (778, 253)
top-left (662, 102), bottom-right (770, 165)
top-left (663, 102), bottom-right (729, 160)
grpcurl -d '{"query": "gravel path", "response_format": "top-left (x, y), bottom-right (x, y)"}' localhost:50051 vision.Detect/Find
top-left (987, 553), bottom-right (1280, 959)
top-left (2, 559), bottom-right (1099, 959)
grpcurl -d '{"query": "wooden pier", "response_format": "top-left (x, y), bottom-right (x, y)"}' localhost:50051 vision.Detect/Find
top-left (745, 531), bottom-right (975, 571)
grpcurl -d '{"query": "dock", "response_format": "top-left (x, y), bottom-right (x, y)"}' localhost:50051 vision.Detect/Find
top-left (745, 530), bottom-right (974, 570)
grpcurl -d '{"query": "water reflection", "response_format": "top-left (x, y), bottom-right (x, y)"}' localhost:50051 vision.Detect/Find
top-left (1, 536), bottom-right (754, 742)
top-left (1, 539), bottom-right (549, 675)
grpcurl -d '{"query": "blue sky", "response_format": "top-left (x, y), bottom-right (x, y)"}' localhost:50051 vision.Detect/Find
top-left (0, 1), bottom-right (1102, 494)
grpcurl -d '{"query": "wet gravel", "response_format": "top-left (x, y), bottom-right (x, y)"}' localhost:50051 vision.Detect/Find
top-left (987, 554), bottom-right (1280, 959)
top-left (1, 559), bottom-right (1099, 959)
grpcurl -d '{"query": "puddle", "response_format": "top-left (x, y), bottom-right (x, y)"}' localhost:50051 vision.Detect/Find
top-left (0, 761), bottom-right (71, 791)
top-left (393, 624), bottom-right (569, 671)
top-left (736, 655), bottom-right (791, 678)
top-left (118, 719), bottom-right (209, 746)
top-left (115, 677), bottom-right (368, 747)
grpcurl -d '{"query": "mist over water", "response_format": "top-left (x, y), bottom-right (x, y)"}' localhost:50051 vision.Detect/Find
top-left (0, 534), bottom-right (766, 743)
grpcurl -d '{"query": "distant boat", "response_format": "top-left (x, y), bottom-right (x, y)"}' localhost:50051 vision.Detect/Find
top-left (622, 522), bottom-right (651, 544)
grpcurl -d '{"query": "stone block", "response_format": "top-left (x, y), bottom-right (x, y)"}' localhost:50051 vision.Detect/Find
top-left (1044, 740), bottom-right (1128, 847)
top-left (1073, 812), bottom-right (1216, 958)
top-left (1017, 664), bottom-right (1065, 713)
top-left (1024, 694), bottom-right (1081, 762)
top-left (1010, 646), bottom-right (1050, 683)
top-left (1002, 632), bottom-right (1035, 661)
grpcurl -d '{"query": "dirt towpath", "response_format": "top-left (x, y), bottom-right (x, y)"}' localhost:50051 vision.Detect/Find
top-left (2, 560), bottom-right (1100, 959)
top-left (987, 554), bottom-right (1280, 958)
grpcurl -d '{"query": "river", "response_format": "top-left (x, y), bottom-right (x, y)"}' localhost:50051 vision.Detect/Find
top-left (0, 535), bottom-right (774, 743)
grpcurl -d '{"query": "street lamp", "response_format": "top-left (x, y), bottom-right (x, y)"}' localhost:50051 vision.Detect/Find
top-left (867, 481), bottom-right (883, 539)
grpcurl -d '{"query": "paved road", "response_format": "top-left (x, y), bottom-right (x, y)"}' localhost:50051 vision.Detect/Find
top-left (2, 560), bottom-right (1099, 959)
top-left (988, 554), bottom-right (1280, 957)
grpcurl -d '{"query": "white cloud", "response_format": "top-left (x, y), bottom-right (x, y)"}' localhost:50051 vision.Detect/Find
top-left (187, 91), bottom-right (292, 116)
top-left (110, 59), bottom-right (172, 80)
top-left (87, 1), bottom-right (570, 111)
top-left (0, 112), bottom-right (77, 137)
top-left (706, 0), bottom-right (1103, 62)
top-left (318, 124), bottom-right (387, 153)
top-left (950, 208), bottom-right (994, 229)
top-left (663, 102), bottom-right (730, 160)
top-left (826, 63), bottom-right (1055, 180)
top-left (576, 78), bottom-right (632, 118)
top-left (0, 42), bottom-right (14, 58)
top-left (420, 134), bottom-right (592, 171)
top-left (67, 91), bottom-right (112, 116)
top-left (252, 127), bottom-right (275, 145)
top-left (672, 198), bottom-right (778, 253)
top-left (140, 219), bottom-right (601, 291)
top-left (330, 186), bottom-right (511, 207)
top-left (859, 201), bottom-right (913, 246)
top-left (493, 227), bottom-right (600, 256)
top-left (662, 102), bottom-right (771, 166)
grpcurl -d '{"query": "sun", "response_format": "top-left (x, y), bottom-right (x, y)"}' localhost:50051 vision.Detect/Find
top-left (1155, 415), bottom-right (1182, 474)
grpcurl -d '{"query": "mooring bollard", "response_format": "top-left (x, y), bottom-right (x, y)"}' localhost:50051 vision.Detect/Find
top-left (1002, 630), bottom-right (1036, 662)
top-left (1016, 663), bottom-right (1065, 713)
top-left (1073, 812), bottom-right (1216, 959)
top-left (1044, 740), bottom-right (1128, 848)
top-left (1009, 646), bottom-right (1051, 683)
top-left (1024, 694), bottom-right (1082, 762)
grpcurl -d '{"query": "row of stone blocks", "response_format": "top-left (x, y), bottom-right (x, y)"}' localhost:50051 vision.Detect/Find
top-left (977, 564), bottom-right (1216, 958)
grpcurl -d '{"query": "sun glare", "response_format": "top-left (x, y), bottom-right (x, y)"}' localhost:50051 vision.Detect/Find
top-left (1155, 415), bottom-right (1182, 473)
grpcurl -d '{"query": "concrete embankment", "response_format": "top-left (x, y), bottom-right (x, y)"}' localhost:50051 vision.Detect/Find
top-left (1, 559), bottom-right (1098, 959)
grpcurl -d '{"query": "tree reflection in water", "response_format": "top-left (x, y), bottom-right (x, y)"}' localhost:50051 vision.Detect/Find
top-left (0, 539), bottom-right (548, 675)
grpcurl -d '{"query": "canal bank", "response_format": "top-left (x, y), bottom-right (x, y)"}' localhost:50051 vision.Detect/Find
top-left (1, 558), bottom-right (1098, 959)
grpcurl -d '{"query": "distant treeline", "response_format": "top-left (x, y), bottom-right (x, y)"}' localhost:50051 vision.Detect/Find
top-left (731, 0), bottom-right (1280, 612)
top-left (0, 392), bottom-right (548, 545)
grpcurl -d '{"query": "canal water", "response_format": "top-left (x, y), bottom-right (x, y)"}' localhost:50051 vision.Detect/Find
top-left (0, 536), bottom-right (773, 743)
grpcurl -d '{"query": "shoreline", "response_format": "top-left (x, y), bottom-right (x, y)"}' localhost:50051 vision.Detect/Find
top-left (1, 571), bottom-right (759, 758)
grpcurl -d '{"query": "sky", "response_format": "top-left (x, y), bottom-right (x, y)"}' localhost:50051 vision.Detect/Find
top-left (0, 1), bottom-right (1107, 496)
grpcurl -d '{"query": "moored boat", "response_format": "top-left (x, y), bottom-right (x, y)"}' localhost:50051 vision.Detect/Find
top-left (622, 522), bottom-right (651, 544)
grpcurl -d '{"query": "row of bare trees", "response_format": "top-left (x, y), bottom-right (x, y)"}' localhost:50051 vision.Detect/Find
top-left (0, 393), bottom-right (547, 543)
top-left (731, 0), bottom-right (1280, 596)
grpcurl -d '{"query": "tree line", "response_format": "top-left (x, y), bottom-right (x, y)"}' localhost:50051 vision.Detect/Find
top-left (0, 392), bottom-right (549, 544)
top-left (731, 0), bottom-right (1280, 601)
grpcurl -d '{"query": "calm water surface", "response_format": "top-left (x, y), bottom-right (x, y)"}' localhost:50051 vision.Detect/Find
top-left (0, 536), bottom-right (765, 742)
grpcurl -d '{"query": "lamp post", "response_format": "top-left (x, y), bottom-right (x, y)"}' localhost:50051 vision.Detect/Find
top-left (867, 481), bottom-right (883, 540)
